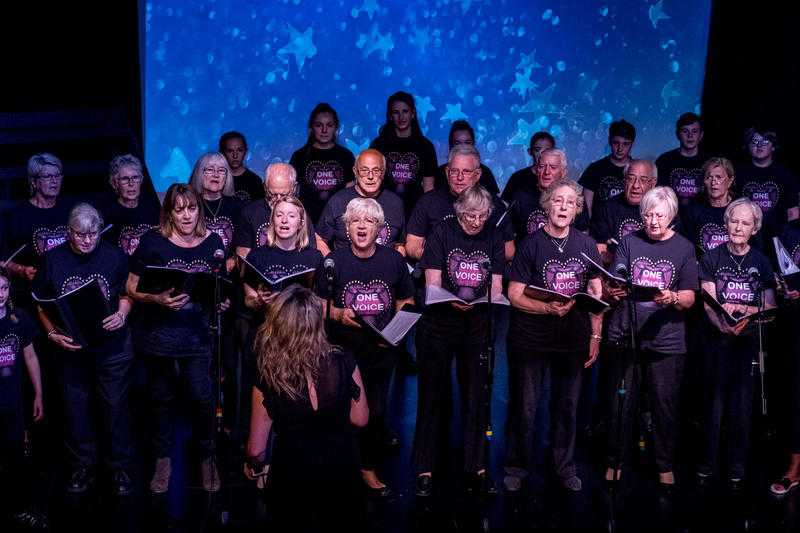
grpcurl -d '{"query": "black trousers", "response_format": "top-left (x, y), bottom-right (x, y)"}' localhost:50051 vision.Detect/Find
top-left (698, 329), bottom-right (757, 479)
top-left (60, 344), bottom-right (134, 470)
top-left (505, 322), bottom-right (584, 480)
top-left (606, 345), bottom-right (684, 473)
top-left (335, 328), bottom-right (396, 471)
top-left (412, 309), bottom-right (489, 475)
top-left (146, 353), bottom-right (215, 460)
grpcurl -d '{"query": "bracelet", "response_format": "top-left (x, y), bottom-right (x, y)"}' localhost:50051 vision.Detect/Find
top-left (590, 334), bottom-right (602, 341)
top-left (47, 328), bottom-right (57, 339)
top-left (671, 291), bottom-right (679, 306)
top-left (115, 311), bottom-right (126, 324)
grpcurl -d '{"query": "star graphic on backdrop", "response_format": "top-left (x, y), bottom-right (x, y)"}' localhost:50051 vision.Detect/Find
top-left (510, 68), bottom-right (538, 98)
top-left (440, 103), bottom-right (468, 122)
top-left (507, 117), bottom-right (549, 146)
top-left (410, 26), bottom-right (431, 53)
top-left (360, 0), bottom-right (380, 19)
top-left (648, 0), bottom-right (670, 29)
top-left (517, 83), bottom-right (557, 114)
top-left (415, 95), bottom-right (436, 124)
top-left (344, 138), bottom-right (371, 155)
top-left (516, 50), bottom-right (543, 71)
top-left (356, 25), bottom-right (394, 60)
top-left (277, 25), bottom-right (317, 72)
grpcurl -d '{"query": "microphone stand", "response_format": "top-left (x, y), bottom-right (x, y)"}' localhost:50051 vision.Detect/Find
top-left (325, 267), bottom-right (335, 331)
top-left (753, 282), bottom-right (768, 417)
top-left (210, 254), bottom-right (230, 527)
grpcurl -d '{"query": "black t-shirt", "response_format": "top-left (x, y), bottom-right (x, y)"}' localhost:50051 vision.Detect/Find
top-left (435, 162), bottom-right (499, 195)
top-left (508, 183), bottom-right (589, 241)
top-left (369, 134), bottom-right (438, 215)
top-left (578, 156), bottom-right (626, 210)
top-left (589, 194), bottom-right (643, 246)
top-left (0, 309), bottom-right (35, 410)
top-left (406, 187), bottom-right (515, 244)
top-left (316, 187), bottom-right (405, 250)
top-left (130, 230), bottom-right (224, 357)
top-left (33, 241), bottom-right (130, 353)
top-left (315, 245), bottom-right (414, 331)
top-left (290, 145), bottom-right (356, 224)
top-left (2, 198), bottom-right (77, 268)
top-left (700, 244), bottom-right (775, 309)
top-left (419, 217), bottom-right (505, 303)
top-left (233, 200), bottom-right (316, 251)
top-left (655, 149), bottom-right (707, 204)
top-left (233, 168), bottom-right (265, 203)
top-left (780, 220), bottom-right (800, 267)
top-left (679, 200), bottom-right (729, 255)
top-left (608, 230), bottom-right (699, 354)
top-left (508, 228), bottom-right (602, 350)
top-left (735, 161), bottom-right (798, 238)
top-left (201, 196), bottom-right (246, 254)
top-left (101, 197), bottom-right (161, 256)
top-left (501, 166), bottom-right (536, 203)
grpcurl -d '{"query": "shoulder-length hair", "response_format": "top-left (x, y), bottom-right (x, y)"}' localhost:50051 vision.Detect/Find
top-left (377, 91), bottom-right (423, 139)
top-left (159, 183), bottom-right (207, 238)
top-left (539, 178), bottom-right (584, 214)
top-left (254, 285), bottom-right (333, 400)
top-left (266, 196), bottom-right (310, 250)
top-left (189, 152), bottom-right (235, 198)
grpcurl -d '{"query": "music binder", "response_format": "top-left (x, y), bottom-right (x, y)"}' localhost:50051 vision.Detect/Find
top-left (237, 255), bottom-right (315, 290)
top-left (136, 265), bottom-right (230, 305)
top-left (424, 285), bottom-right (510, 307)
top-left (523, 285), bottom-right (609, 314)
top-left (701, 289), bottom-right (777, 327)
top-left (356, 306), bottom-right (422, 347)
top-left (32, 278), bottom-right (113, 348)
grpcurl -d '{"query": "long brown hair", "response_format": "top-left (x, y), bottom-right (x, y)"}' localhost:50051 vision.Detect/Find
top-left (265, 196), bottom-right (310, 249)
top-left (159, 183), bottom-right (207, 238)
top-left (254, 285), bottom-right (332, 399)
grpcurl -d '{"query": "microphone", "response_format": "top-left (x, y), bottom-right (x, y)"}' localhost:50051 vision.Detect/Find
top-left (747, 266), bottom-right (761, 292)
top-left (614, 264), bottom-right (629, 277)
top-left (212, 249), bottom-right (225, 273)
top-left (480, 258), bottom-right (492, 270)
top-left (324, 258), bottom-right (335, 282)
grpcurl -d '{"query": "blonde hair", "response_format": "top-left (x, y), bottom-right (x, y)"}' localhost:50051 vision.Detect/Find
top-left (254, 286), bottom-right (333, 399)
top-left (640, 186), bottom-right (678, 223)
top-left (265, 196), bottom-right (310, 249)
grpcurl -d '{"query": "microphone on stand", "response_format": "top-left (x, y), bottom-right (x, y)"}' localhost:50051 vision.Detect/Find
top-left (324, 258), bottom-right (336, 282)
top-left (747, 266), bottom-right (761, 293)
top-left (213, 249), bottom-right (225, 273)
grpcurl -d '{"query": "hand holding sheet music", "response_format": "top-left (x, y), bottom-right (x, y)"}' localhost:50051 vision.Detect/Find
top-left (424, 284), bottom-right (510, 307)
top-left (523, 285), bottom-right (609, 314)
top-left (356, 306), bottom-right (421, 346)
top-left (701, 289), bottom-right (776, 329)
top-left (33, 278), bottom-right (114, 349)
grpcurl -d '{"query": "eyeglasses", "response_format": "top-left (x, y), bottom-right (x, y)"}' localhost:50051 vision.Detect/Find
top-left (643, 212), bottom-right (668, 222)
top-left (448, 168), bottom-right (478, 179)
top-left (459, 211), bottom-right (490, 224)
top-left (266, 191), bottom-right (292, 204)
top-left (749, 138), bottom-right (772, 148)
top-left (704, 175), bottom-right (729, 184)
top-left (117, 175), bottom-right (143, 186)
top-left (537, 164), bottom-right (561, 173)
top-left (348, 217), bottom-right (379, 226)
top-left (69, 228), bottom-right (100, 241)
top-left (625, 175), bottom-right (654, 185)
top-left (37, 173), bottom-right (62, 182)
top-left (203, 167), bottom-right (228, 176)
top-left (551, 198), bottom-right (577, 208)
top-left (357, 167), bottom-right (384, 178)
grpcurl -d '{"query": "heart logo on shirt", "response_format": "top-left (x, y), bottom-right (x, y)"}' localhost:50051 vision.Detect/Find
top-left (257, 222), bottom-right (271, 248)
top-left (32, 225), bottom-right (69, 255)
top-left (599, 176), bottom-right (624, 201)
top-left (742, 181), bottom-right (780, 212)
top-left (714, 268), bottom-right (756, 305)
top-left (0, 334), bottom-right (20, 376)
top-left (206, 216), bottom-right (234, 250)
top-left (62, 275), bottom-right (110, 300)
top-left (119, 224), bottom-right (153, 256)
top-left (618, 218), bottom-right (643, 240)
top-left (234, 190), bottom-right (252, 203)
top-left (306, 160), bottom-right (344, 192)
top-left (343, 279), bottom-right (393, 329)
top-left (386, 152), bottom-right (420, 187)
top-left (447, 249), bottom-right (490, 302)
top-left (699, 223), bottom-right (729, 252)
top-left (631, 257), bottom-right (674, 289)
top-left (526, 210), bottom-right (548, 234)
top-left (670, 168), bottom-right (703, 200)
top-left (543, 258), bottom-right (587, 296)
top-left (165, 259), bottom-right (212, 273)
top-left (263, 264), bottom-right (310, 284)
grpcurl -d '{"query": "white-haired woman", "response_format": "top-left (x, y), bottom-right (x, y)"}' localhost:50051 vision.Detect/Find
top-left (604, 186), bottom-right (698, 491)
top-left (315, 197), bottom-right (414, 497)
top-left (504, 178), bottom-right (604, 493)
top-left (33, 203), bottom-right (134, 496)
top-left (189, 152), bottom-right (245, 256)
top-left (102, 154), bottom-right (160, 256)
top-left (697, 198), bottom-right (775, 491)
top-left (412, 184), bottom-right (505, 496)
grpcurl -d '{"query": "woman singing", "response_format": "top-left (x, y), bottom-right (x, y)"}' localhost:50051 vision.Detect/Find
top-left (504, 178), bottom-right (604, 492)
top-left (680, 157), bottom-right (737, 255)
top-left (34, 203), bottom-right (134, 496)
top-left (315, 197), bottom-right (414, 497)
top-left (605, 186), bottom-right (698, 491)
top-left (412, 184), bottom-right (505, 496)
top-left (245, 286), bottom-right (368, 531)
top-left (126, 184), bottom-right (227, 494)
top-left (290, 103), bottom-right (356, 224)
top-left (697, 198), bottom-right (775, 491)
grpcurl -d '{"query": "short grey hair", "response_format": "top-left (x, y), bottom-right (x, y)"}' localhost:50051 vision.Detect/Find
top-left (454, 184), bottom-right (494, 219)
top-left (69, 203), bottom-right (104, 233)
top-left (537, 148), bottom-right (568, 171)
top-left (724, 197), bottom-right (763, 234)
top-left (109, 154), bottom-right (143, 184)
top-left (190, 152), bottom-right (235, 197)
top-left (27, 152), bottom-right (62, 183)
top-left (639, 186), bottom-right (678, 223)
top-left (448, 143), bottom-right (481, 165)
top-left (342, 197), bottom-right (385, 227)
top-left (539, 177), bottom-right (584, 215)
top-left (624, 159), bottom-right (658, 180)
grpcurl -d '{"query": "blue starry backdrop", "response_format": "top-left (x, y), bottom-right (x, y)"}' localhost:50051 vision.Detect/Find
top-left (144, 0), bottom-right (710, 192)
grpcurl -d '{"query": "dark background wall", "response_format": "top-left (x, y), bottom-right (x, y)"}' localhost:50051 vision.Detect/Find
top-left (1, 1), bottom-right (797, 204)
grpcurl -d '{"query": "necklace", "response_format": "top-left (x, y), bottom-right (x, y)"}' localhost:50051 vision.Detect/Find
top-left (203, 196), bottom-right (223, 219)
top-left (727, 245), bottom-right (749, 271)
top-left (550, 233), bottom-right (569, 253)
